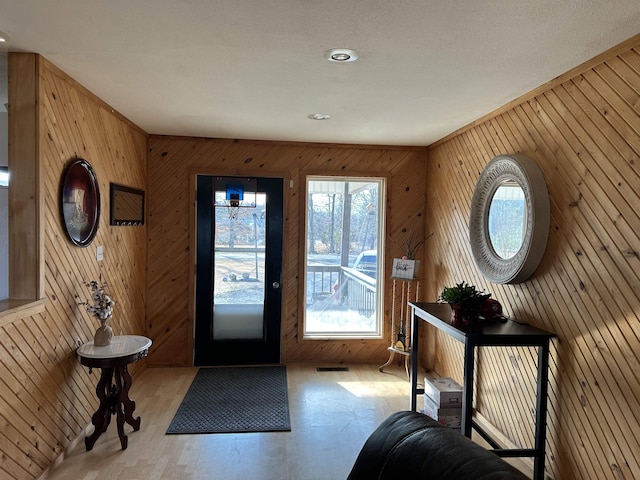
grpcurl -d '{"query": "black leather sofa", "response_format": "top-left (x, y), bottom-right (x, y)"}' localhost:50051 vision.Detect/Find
top-left (347, 411), bottom-right (529, 479)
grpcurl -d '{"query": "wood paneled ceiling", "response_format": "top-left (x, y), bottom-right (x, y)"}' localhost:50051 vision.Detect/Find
top-left (0, 1), bottom-right (638, 146)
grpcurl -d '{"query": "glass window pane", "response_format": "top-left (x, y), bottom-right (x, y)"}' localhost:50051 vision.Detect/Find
top-left (304, 177), bottom-right (384, 338)
top-left (213, 191), bottom-right (266, 339)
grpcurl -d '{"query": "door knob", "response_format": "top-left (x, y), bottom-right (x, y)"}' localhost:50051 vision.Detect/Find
top-left (272, 282), bottom-right (280, 289)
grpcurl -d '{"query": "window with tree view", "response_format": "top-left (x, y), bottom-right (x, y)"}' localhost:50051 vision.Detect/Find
top-left (304, 176), bottom-right (385, 338)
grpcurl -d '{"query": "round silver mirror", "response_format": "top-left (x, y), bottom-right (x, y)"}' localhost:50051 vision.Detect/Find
top-left (469, 154), bottom-right (549, 284)
top-left (488, 180), bottom-right (526, 260)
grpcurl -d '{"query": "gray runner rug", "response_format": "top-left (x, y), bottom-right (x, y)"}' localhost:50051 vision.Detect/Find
top-left (166, 365), bottom-right (291, 434)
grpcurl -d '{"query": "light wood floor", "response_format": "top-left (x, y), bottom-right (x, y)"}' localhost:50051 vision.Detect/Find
top-left (44, 363), bottom-right (413, 480)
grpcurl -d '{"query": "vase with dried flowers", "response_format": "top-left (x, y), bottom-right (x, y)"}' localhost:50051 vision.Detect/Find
top-left (80, 280), bottom-right (115, 346)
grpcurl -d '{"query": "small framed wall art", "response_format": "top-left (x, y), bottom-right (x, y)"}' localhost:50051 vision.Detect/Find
top-left (110, 183), bottom-right (145, 226)
top-left (60, 158), bottom-right (100, 247)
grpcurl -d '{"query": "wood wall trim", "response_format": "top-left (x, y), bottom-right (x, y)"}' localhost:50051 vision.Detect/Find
top-left (8, 52), bottom-right (41, 300)
top-left (186, 173), bottom-right (196, 365)
top-left (0, 299), bottom-right (46, 327)
top-left (187, 167), bottom-right (292, 179)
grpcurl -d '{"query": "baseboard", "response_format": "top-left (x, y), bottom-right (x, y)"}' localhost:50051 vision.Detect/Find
top-left (36, 424), bottom-right (92, 480)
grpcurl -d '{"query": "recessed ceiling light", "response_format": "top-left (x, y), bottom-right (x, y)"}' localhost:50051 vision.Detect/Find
top-left (324, 48), bottom-right (358, 63)
top-left (0, 31), bottom-right (8, 43)
top-left (308, 113), bottom-right (331, 120)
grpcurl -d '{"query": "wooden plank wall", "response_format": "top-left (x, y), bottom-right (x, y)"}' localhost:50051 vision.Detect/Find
top-left (3, 35), bottom-right (636, 479)
top-left (425, 39), bottom-right (640, 479)
top-left (0, 55), bottom-right (147, 479)
top-left (146, 137), bottom-right (427, 366)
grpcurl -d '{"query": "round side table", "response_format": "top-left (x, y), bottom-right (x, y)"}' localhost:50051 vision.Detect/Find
top-left (77, 335), bottom-right (152, 450)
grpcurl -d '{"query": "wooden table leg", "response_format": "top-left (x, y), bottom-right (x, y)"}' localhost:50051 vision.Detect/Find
top-left (85, 365), bottom-right (142, 451)
top-left (379, 349), bottom-right (395, 372)
top-left (85, 367), bottom-right (115, 451)
top-left (113, 365), bottom-right (141, 449)
top-left (120, 365), bottom-right (141, 431)
top-left (114, 368), bottom-right (128, 450)
top-left (404, 354), bottom-right (410, 378)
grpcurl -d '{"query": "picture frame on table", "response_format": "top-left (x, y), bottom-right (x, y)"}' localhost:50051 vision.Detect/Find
top-left (392, 258), bottom-right (416, 279)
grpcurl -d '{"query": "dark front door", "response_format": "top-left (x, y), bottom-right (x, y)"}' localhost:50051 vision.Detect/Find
top-left (194, 175), bottom-right (284, 365)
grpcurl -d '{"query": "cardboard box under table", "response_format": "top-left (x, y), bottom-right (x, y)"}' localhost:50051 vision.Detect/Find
top-left (424, 377), bottom-right (463, 408)
top-left (423, 394), bottom-right (462, 429)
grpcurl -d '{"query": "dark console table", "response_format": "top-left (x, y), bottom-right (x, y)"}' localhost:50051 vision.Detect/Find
top-left (77, 335), bottom-right (152, 450)
top-left (409, 302), bottom-right (555, 480)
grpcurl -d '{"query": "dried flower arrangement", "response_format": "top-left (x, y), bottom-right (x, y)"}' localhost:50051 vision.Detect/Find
top-left (79, 279), bottom-right (115, 345)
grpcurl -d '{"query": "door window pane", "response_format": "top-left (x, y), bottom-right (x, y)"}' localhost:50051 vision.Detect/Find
top-left (213, 191), bottom-right (266, 339)
top-left (304, 177), bottom-right (385, 338)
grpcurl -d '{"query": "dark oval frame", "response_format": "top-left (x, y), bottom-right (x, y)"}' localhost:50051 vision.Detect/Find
top-left (60, 158), bottom-right (101, 247)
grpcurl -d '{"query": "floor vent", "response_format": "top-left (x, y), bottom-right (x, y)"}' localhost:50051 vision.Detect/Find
top-left (316, 367), bottom-right (349, 372)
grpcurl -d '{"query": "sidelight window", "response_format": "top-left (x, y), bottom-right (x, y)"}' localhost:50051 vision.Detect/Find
top-left (303, 176), bottom-right (385, 338)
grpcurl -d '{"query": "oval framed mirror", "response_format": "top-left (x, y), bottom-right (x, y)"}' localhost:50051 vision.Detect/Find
top-left (469, 154), bottom-right (550, 284)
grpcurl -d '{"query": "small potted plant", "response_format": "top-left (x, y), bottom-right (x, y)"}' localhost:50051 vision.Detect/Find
top-left (391, 230), bottom-right (433, 279)
top-left (438, 282), bottom-right (491, 326)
